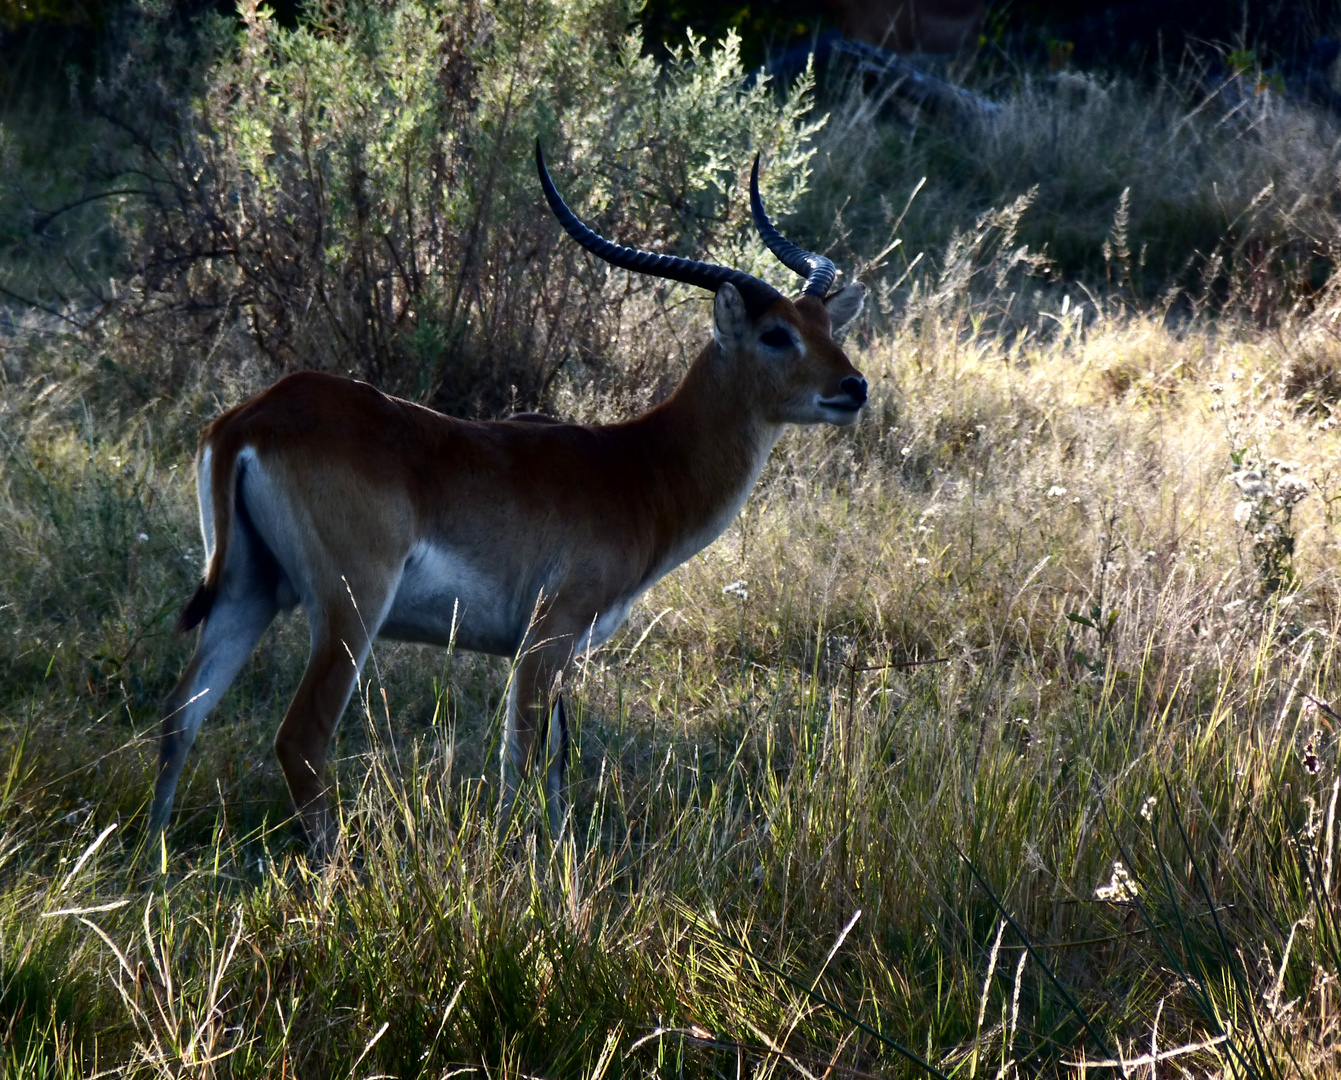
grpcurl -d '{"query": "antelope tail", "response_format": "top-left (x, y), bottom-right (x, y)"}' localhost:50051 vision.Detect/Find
top-left (176, 436), bottom-right (243, 634)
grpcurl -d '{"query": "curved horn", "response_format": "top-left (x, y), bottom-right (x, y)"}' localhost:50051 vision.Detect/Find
top-left (537, 140), bottom-right (782, 318)
top-left (750, 155), bottom-right (836, 299)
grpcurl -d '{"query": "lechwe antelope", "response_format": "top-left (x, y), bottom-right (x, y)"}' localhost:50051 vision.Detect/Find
top-left (151, 143), bottom-right (867, 852)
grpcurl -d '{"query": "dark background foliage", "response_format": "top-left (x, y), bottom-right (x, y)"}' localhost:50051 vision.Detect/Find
top-left (8, 0), bottom-right (1341, 68)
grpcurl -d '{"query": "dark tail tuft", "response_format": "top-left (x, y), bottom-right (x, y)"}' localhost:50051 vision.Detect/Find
top-left (176, 580), bottom-right (216, 634)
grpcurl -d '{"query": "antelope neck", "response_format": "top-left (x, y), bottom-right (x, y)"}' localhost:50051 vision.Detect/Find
top-left (621, 343), bottom-right (783, 565)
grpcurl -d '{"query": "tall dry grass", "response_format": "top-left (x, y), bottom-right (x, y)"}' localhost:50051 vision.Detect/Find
top-left (4, 7), bottom-right (1341, 1077)
top-left (805, 55), bottom-right (1341, 308)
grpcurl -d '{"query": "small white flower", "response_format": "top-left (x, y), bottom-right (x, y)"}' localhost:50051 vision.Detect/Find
top-left (1046, 485), bottom-right (1068, 498)
top-left (1275, 475), bottom-right (1309, 506)
top-left (1095, 861), bottom-right (1139, 902)
top-left (1140, 795), bottom-right (1157, 820)
top-left (722, 579), bottom-right (749, 602)
top-left (1231, 470), bottom-right (1267, 498)
top-left (901, 446), bottom-right (912, 458)
top-left (915, 557), bottom-right (930, 565)
top-left (1233, 500), bottom-right (1256, 526)
top-left (138, 532), bottom-right (149, 542)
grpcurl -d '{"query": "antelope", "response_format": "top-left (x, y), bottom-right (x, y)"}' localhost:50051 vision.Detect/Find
top-left (150, 143), bottom-right (867, 853)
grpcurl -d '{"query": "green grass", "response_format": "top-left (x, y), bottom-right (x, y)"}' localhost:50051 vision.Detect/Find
top-left (4, 289), bottom-right (1341, 1075)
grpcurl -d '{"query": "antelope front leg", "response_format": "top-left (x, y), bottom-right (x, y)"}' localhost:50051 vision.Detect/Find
top-left (501, 642), bottom-right (572, 839)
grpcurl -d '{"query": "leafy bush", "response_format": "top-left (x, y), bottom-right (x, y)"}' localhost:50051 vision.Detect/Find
top-left (98, 0), bottom-right (822, 413)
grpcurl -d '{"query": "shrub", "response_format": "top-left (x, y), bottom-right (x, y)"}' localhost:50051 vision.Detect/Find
top-left (96, 0), bottom-right (823, 413)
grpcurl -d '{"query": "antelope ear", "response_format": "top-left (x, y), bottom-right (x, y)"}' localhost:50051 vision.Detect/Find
top-left (713, 282), bottom-right (751, 351)
top-left (824, 282), bottom-right (866, 333)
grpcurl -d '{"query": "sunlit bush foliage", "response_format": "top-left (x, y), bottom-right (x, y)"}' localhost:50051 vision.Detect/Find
top-left (100, 0), bottom-right (821, 411)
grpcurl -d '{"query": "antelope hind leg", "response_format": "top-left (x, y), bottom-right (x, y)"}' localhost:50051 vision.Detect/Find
top-left (151, 580), bottom-right (278, 836)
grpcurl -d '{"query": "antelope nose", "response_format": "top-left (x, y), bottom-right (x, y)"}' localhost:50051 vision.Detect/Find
top-left (840, 376), bottom-right (868, 405)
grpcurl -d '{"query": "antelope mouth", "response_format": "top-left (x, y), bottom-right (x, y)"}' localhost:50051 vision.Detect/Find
top-left (817, 394), bottom-right (864, 415)
top-left (816, 399), bottom-right (863, 425)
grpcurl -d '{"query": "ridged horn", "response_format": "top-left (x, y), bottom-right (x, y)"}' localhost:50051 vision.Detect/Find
top-left (537, 140), bottom-right (783, 319)
top-left (750, 154), bottom-right (836, 299)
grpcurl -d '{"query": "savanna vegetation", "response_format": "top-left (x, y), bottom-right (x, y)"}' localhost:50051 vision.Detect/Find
top-left (3, 0), bottom-right (1341, 1076)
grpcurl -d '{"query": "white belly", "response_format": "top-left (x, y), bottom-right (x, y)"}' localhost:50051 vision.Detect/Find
top-left (381, 542), bottom-right (524, 654)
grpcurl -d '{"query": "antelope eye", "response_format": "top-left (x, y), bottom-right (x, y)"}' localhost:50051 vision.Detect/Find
top-left (759, 327), bottom-right (792, 349)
